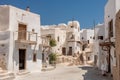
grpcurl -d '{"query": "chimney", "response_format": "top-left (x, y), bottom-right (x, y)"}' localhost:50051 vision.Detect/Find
top-left (26, 6), bottom-right (30, 11)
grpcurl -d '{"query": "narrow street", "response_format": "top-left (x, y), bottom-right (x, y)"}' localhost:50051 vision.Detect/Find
top-left (16, 64), bottom-right (113, 80)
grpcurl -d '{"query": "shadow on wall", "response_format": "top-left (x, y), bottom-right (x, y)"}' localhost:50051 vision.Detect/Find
top-left (78, 66), bottom-right (113, 80)
top-left (13, 44), bottom-right (42, 71)
top-left (13, 45), bottom-right (19, 67)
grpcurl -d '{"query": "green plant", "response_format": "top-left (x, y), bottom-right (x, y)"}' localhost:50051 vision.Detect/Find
top-left (49, 39), bottom-right (56, 47)
top-left (49, 53), bottom-right (57, 64)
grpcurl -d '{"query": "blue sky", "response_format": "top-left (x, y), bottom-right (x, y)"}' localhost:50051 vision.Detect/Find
top-left (0, 0), bottom-right (107, 29)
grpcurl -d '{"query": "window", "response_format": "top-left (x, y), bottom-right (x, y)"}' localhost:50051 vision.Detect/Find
top-left (81, 37), bottom-right (84, 40)
top-left (90, 36), bottom-right (92, 39)
top-left (33, 53), bottom-right (37, 62)
top-left (82, 44), bottom-right (87, 51)
top-left (88, 57), bottom-right (90, 60)
top-left (71, 26), bottom-right (74, 28)
top-left (71, 34), bottom-right (74, 39)
top-left (114, 50), bottom-right (116, 57)
top-left (32, 29), bottom-right (35, 32)
top-left (98, 36), bottom-right (103, 40)
top-left (88, 40), bottom-right (89, 44)
top-left (109, 20), bottom-right (113, 37)
top-left (114, 50), bottom-right (117, 66)
top-left (46, 35), bottom-right (51, 39)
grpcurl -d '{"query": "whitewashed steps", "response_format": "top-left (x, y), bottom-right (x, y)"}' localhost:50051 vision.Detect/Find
top-left (17, 70), bottom-right (30, 76)
top-left (0, 68), bottom-right (15, 80)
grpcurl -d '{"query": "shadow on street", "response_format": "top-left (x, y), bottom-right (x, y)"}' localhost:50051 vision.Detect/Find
top-left (78, 66), bottom-right (113, 80)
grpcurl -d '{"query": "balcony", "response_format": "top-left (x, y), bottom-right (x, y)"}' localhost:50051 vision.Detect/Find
top-left (14, 31), bottom-right (37, 45)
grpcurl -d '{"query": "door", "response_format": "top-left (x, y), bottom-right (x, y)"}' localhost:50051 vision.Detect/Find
top-left (62, 47), bottom-right (66, 55)
top-left (108, 50), bottom-right (111, 73)
top-left (42, 53), bottom-right (44, 62)
top-left (68, 47), bottom-right (72, 55)
top-left (94, 55), bottom-right (98, 66)
top-left (18, 24), bottom-right (27, 40)
top-left (19, 49), bottom-right (26, 70)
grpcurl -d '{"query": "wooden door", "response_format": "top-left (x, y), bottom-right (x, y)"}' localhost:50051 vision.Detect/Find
top-left (94, 55), bottom-right (98, 66)
top-left (18, 24), bottom-right (27, 40)
top-left (62, 47), bottom-right (66, 55)
top-left (68, 47), bottom-right (72, 55)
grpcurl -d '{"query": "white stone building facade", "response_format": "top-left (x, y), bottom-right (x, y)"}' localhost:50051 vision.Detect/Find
top-left (41, 21), bottom-right (81, 57)
top-left (80, 29), bottom-right (94, 63)
top-left (80, 29), bottom-right (94, 44)
top-left (104, 0), bottom-right (120, 74)
top-left (93, 23), bottom-right (105, 69)
top-left (0, 5), bottom-right (42, 73)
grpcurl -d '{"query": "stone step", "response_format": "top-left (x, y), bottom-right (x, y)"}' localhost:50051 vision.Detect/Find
top-left (0, 72), bottom-right (14, 77)
top-left (0, 68), bottom-right (3, 72)
top-left (0, 70), bottom-right (7, 74)
top-left (17, 70), bottom-right (30, 76)
top-left (0, 68), bottom-right (2, 70)
top-left (0, 72), bottom-right (15, 80)
top-left (0, 75), bottom-right (15, 80)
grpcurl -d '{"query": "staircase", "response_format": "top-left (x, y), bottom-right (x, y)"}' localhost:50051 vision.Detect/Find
top-left (0, 68), bottom-right (15, 80)
top-left (16, 70), bottom-right (30, 76)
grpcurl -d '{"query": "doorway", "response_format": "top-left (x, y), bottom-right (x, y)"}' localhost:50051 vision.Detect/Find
top-left (19, 49), bottom-right (26, 70)
top-left (68, 47), bottom-right (72, 55)
top-left (94, 55), bottom-right (98, 66)
top-left (62, 47), bottom-right (66, 55)
top-left (42, 53), bottom-right (45, 62)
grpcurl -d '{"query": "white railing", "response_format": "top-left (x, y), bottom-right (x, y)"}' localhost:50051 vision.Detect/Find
top-left (14, 31), bottom-right (38, 43)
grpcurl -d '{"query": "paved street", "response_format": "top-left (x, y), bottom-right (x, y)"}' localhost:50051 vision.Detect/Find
top-left (16, 64), bottom-right (113, 80)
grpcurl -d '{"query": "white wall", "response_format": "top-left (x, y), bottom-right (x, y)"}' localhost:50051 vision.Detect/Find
top-left (41, 26), bottom-right (67, 55)
top-left (80, 29), bottom-right (94, 43)
top-left (41, 21), bottom-right (81, 56)
top-left (104, 0), bottom-right (120, 74)
top-left (94, 24), bottom-right (105, 69)
top-left (67, 21), bottom-right (81, 55)
top-left (0, 5), bottom-right (10, 70)
top-left (116, 0), bottom-right (120, 13)
top-left (0, 5), bottom-right (42, 72)
top-left (104, 0), bottom-right (120, 40)
top-left (104, 0), bottom-right (116, 39)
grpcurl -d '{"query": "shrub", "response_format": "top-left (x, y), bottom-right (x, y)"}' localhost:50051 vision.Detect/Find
top-left (49, 53), bottom-right (57, 64)
top-left (49, 39), bottom-right (56, 47)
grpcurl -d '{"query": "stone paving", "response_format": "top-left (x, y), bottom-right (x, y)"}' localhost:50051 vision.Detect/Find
top-left (16, 64), bottom-right (113, 80)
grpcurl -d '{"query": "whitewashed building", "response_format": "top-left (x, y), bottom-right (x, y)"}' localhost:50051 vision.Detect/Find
top-left (102, 0), bottom-right (120, 79)
top-left (41, 21), bottom-right (81, 57)
top-left (66, 21), bottom-right (81, 55)
top-left (0, 5), bottom-right (42, 73)
top-left (93, 23), bottom-right (105, 69)
top-left (80, 29), bottom-right (94, 44)
top-left (100, 0), bottom-right (120, 75)
top-left (80, 29), bottom-right (94, 64)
